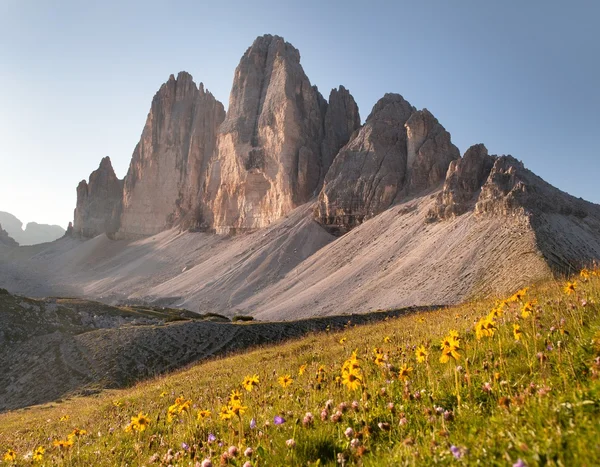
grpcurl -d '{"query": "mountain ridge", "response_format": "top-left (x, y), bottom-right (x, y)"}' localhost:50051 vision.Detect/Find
top-left (1, 34), bottom-right (599, 319)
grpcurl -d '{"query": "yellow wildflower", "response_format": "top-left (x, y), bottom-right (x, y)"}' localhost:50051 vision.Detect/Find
top-left (32, 446), bottom-right (45, 462)
top-left (564, 281), bottom-right (576, 295)
top-left (398, 364), bottom-right (413, 380)
top-left (278, 374), bottom-right (293, 388)
top-left (242, 374), bottom-right (260, 392)
top-left (341, 368), bottom-right (362, 391)
top-left (475, 316), bottom-right (496, 339)
top-left (580, 268), bottom-right (590, 279)
top-left (127, 412), bottom-right (150, 432)
top-left (513, 324), bottom-right (523, 341)
top-left (219, 405), bottom-right (233, 420)
top-left (510, 287), bottom-right (529, 302)
top-left (521, 300), bottom-right (537, 318)
top-left (197, 409), bottom-right (212, 420)
top-left (383, 336), bottom-right (391, 343)
top-left (68, 428), bottom-right (87, 440)
top-left (52, 439), bottom-right (73, 449)
top-left (415, 345), bottom-right (428, 363)
top-left (339, 337), bottom-right (347, 344)
top-left (3, 449), bottom-right (16, 462)
top-left (440, 334), bottom-right (461, 363)
top-left (230, 403), bottom-right (247, 417)
top-left (298, 364), bottom-right (307, 376)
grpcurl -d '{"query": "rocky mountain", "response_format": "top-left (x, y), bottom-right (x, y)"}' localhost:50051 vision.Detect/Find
top-left (0, 212), bottom-right (65, 245)
top-left (73, 35), bottom-right (360, 238)
top-left (0, 225), bottom-right (18, 247)
top-left (2, 33), bottom-right (599, 320)
top-left (73, 157), bottom-right (123, 238)
top-left (118, 72), bottom-right (226, 237)
top-left (205, 35), bottom-right (360, 233)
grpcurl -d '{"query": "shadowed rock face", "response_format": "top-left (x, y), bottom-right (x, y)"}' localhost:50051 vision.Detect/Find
top-left (117, 72), bottom-right (226, 238)
top-left (0, 224), bottom-right (18, 247)
top-left (204, 35), bottom-right (329, 233)
top-left (74, 157), bottom-right (123, 238)
top-left (314, 94), bottom-right (415, 234)
top-left (427, 144), bottom-right (496, 220)
top-left (320, 86), bottom-right (361, 183)
top-left (404, 109), bottom-right (461, 194)
top-left (314, 95), bottom-right (460, 234)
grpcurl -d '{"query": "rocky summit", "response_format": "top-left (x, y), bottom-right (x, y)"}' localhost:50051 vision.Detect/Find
top-left (3, 33), bottom-right (600, 319)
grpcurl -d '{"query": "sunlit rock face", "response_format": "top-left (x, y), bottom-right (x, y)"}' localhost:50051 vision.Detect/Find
top-left (117, 72), bottom-right (225, 238)
top-left (204, 35), bottom-right (358, 233)
top-left (74, 157), bottom-right (123, 238)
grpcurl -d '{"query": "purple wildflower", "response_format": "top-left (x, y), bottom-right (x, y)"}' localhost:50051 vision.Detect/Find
top-left (450, 445), bottom-right (464, 459)
top-left (250, 418), bottom-right (257, 429)
top-left (513, 459), bottom-right (527, 467)
top-left (207, 433), bottom-right (216, 443)
top-left (181, 442), bottom-right (189, 451)
top-left (274, 415), bottom-right (285, 425)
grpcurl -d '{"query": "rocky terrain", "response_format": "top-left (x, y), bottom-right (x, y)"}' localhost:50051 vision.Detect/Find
top-left (1, 33), bottom-right (600, 320)
top-left (0, 288), bottom-right (433, 411)
top-left (0, 212), bottom-right (65, 245)
top-left (0, 225), bottom-right (18, 247)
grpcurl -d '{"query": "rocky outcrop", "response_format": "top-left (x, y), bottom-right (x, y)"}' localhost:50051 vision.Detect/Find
top-left (404, 109), bottom-right (460, 194)
top-left (320, 86), bottom-right (361, 182)
top-left (427, 145), bottom-right (596, 224)
top-left (118, 72), bottom-right (225, 238)
top-left (73, 157), bottom-right (123, 238)
top-left (475, 156), bottom-right (592, 219)
top-left (427, 144), bottom-right (496, 220)
top-left (0, 224), bottom-right (18, 247)
top-left (314, 94), bottom-right (415, 234)
top-left (205, 35), bottom-right (331, 233)
top-left (314, 95), bottom-right (460, 234)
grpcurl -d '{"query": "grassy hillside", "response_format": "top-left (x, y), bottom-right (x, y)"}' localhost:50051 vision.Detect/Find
top-left (1, 272), bottom-right (600, 466)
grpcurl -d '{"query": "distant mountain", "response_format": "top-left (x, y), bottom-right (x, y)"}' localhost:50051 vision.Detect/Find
top-left (0, 224), bottom-right (18, 247)
top-left (0, 211), bottom-right (65, 245)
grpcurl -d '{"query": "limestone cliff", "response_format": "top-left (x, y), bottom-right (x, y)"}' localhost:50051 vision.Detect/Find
top-left (204, 35), bottom-right (357, 233)
top-left (427, 144), bottom-right (496, 220)
top-left (73, 157), bottom-right (123, 238)
top-left (118, 72), bottom-right (225, 237)
top-left (314, 95), bottom-right (459, 234)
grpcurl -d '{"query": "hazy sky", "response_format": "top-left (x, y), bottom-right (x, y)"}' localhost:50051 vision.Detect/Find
top-left (1, 0), bottom-right (598, 228)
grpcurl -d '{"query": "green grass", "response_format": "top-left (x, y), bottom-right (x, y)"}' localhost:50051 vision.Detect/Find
top-left (1, 273), bottom-right (600, 466)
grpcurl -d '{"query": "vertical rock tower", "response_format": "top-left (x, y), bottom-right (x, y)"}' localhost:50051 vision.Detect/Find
top-left (204, 35), bottom-right (359, 233)
top-left (117, 72), bottom-right (225, 237)
top-left (73, 35), bottom-right (360, 238)
top-left (73, 157), bottom-right (123, 238)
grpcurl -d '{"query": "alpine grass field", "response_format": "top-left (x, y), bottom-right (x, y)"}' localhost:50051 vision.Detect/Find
top-left (2, 271), bottom-right (600, 466)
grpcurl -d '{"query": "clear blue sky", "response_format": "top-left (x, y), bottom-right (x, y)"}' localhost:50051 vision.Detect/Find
top-left (1, 0), bottom-right (598, 228)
